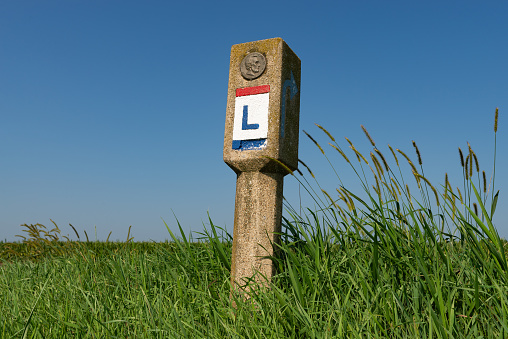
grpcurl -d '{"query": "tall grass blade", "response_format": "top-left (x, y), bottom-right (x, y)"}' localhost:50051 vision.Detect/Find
top-left (22, 273), bottom-right (52, 339)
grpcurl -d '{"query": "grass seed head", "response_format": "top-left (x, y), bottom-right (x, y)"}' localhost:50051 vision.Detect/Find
top-left (321, 189), bottom-right (336, 208)
top-left (457, 187), bottom-right (463, 203)
top-left (446, 175), bottom-right (453, 192)
top-left (388, 144), bottom-right (399, 166)
top-left (397, 151), bottom-right (419, 175)
top-left (339, 187), bottom-right (356, 211)
top-left (369, 165), bottom-right (379, 183)
top-left (350, 145), bottom-right (368, 164)
top-left (69, 223), bottom-right (80, 240)
top-left (370, 152), bottom-right (384, 177)
top-left (391, 177), bottom-right (401, 195)
top-left (408, 161), bottom-right (419, 175)
top-left (467, 143), bottom-right (474, 177)
top-left (418, 174), bottom-right (440, 206)
top-left (390, 183), bottom-right (399, 202)
top-left (304, 130), bottom-right (325, 155)
top-left (458, 148), bottom-right (464, 168)
top-left (464, 155), bottom-right (470, 180)
top-left (472, 152), bottom-right (479, 173)
top-left (483, 170), bottom-right (487, 193)
top-left (298, 159), bottom-right (315, 178)
top-left (494, 107), bottom-right (499, 133)
top-left (336, 189), bottom-right (352, 211)
top-left (329, 143), bottom-right (350, 164)
top-left (406, 184), bottom-right (413, 206)
top-left (375, 149), bottom-right (390, 171)
top-left (361, 125), bottom-right (376, 147)
top-left (315, 124), bottom-right (336, 142)
top-left (412, 170), bottom-right (421, 188)
top-left (412, 140), bottom-right (422, 165)
top-left (382, 181), bottom-right (397, 201)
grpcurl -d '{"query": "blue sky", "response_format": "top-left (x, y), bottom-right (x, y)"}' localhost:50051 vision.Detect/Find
top-left (1, 1), bottom-right (507, 242)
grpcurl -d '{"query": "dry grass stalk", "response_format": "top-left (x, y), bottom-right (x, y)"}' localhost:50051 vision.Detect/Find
top-left (464, 155), bottom-right (470, 180)
top-left (494, 107), bottom-right (499, 132)
top-left (469, 155), bottom-right (473, 178)
top-left (412, 140), bottom-right (422, 165)
top-left (304, 130), bottom-right (325, 155)
top-left (373, 175), bottom-right (381, 200)
top-left (397, 149), bottom-right (419, 175)
top-left (444, 173), bottom-right (450, 202)
top-left (412, 170), bottom-right (421, 188)
top-left (383, 181), bottom-right (398, 201)
top-left (350, 145), bottom-right (369, 164)
top-left (340, 187), bottom-right (356, 211)
top-left (338, 206), bottom-right (348, 221)
top-left (315, 123), bottom-right (336, 142)
top-left (483, 171), bottom-right (487, 193)
top-left (417, 174), bottom-right (440, 206)
top-left (372, 184), bottom-right (380, 198)
top-left (265, 156), bottom-right (294, 175)
top-left (368, 166), bottom-right (378, 184)
top-left (375, 149), bottom-right (390, 171)
top-left (298, 159), bottom-right (315, 178)
top-left (458, 148), bottom-right (465, 168)
top-left (467, 143), bottom-right (474, 177)
top-left (329, 143), bottom-right (350, 164)
top-left (406, 184), bottom-right (413, 207)
top-left (388, 144), bottom-right (399, 166)
top-left (361, 125), bottom-right (376, 147)
top-left (322, 189), bottom-right (339, 210)
top-left (457, 187), bottom-right (463, 204)
top-left (473, 152), bottom-right (479, 173)
top-left (336, 189), bottom-right (349, 209)
top-left (336, 188), bottom-right (354, 211)
top-left (371, 152), bottom-right (384, 177)
top-left (391, 183), bottom-right (399, 201)
top-left (391, 178), bottom-right (401, 195)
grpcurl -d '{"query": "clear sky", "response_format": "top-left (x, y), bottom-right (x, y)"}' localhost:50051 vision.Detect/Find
top-left (1, 1), bottom-right (507, 242)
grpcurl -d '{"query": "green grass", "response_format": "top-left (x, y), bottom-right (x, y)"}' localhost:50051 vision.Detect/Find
top-left (0, 109), bottom-right (506, 338)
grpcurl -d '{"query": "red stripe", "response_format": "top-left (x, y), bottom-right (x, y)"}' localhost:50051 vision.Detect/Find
top-left (236, 85), bottom-right (270, 97)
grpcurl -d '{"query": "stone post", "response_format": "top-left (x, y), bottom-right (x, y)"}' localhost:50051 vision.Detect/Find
top-left (223, 38), bottom-right (301, 290)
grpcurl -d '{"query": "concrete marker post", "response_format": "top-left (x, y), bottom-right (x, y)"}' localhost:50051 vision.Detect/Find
top-left (223, 38), bottom-right (301, 291)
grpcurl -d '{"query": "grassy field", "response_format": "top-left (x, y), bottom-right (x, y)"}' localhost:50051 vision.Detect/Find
top-left (1, 109), bottom-right (506, 338)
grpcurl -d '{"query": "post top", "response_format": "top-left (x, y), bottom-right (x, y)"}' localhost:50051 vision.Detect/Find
top-left (223, 37), bottom-right (301, 174)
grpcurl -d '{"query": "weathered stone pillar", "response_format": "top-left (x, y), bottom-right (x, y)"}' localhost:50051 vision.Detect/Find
top-left (223, 38), bottom-right (301, 290)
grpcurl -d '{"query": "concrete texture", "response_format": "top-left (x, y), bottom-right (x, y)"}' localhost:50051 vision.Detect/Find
top-left (224, 37), bottom-right (301, 174)
top-left (223, 38), bottom-right (301, 291)
top-left (230, 171), bottom-right (284, 287)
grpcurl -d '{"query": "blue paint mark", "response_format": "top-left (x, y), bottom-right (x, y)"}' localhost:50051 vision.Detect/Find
top-left (232, 140), bottom-right (241, 149)
top-left (232, 139), bottom-right (267, 150)
top-left (242, 105), bottom-right (259, 130)
top-left (280, 70), bottom-right (298, 138)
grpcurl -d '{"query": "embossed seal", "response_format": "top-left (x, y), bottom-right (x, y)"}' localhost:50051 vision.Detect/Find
top-left (240, 52), bottom-right (266, 80)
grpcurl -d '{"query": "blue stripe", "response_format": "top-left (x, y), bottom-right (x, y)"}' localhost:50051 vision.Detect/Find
top-left (232, 139), bottom-right (267, 150)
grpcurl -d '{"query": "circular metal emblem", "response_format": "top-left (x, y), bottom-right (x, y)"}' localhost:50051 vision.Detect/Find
top-left (240, 52), bottom-right (266, 80)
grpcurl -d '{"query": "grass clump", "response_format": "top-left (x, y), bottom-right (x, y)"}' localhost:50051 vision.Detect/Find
top-left (0, 108), bottom-right (505, 337)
